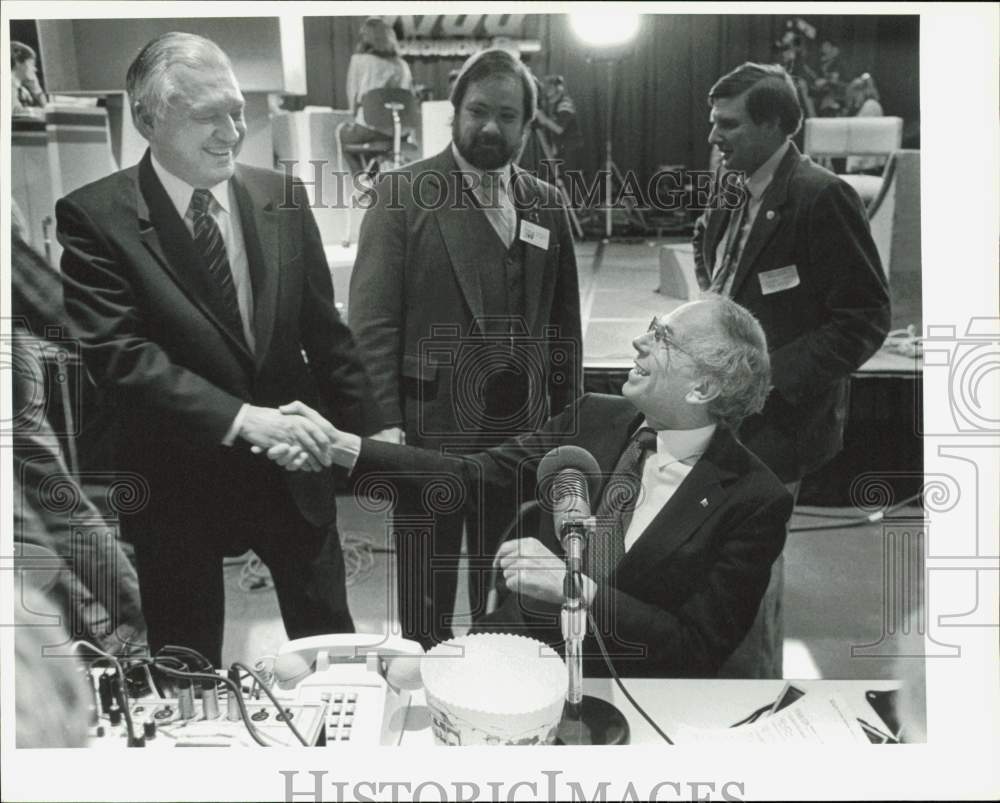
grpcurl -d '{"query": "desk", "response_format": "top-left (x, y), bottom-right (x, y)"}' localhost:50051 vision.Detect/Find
top-left (397, 679), bottom-right (903, 746)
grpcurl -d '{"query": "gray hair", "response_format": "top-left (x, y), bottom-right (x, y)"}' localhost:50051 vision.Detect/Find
top-left (126, 32), bottom-right (232, 125)
top-left (692, 294), bottom-right (771, 429)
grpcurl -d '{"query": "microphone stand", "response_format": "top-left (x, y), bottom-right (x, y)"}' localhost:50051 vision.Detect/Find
top-left (555, 516), bottom-right (629, 745)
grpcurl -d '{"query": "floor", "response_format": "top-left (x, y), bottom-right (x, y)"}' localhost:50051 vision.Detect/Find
top-left (221, 238), bottom-right (926, 719)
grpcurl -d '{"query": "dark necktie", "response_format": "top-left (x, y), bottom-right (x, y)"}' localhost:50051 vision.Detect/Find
top-left (190, 188), bottom-right (245, 344)
top-left (710, 188), bottom-right (749, 295)
top-left (586, 427), bottom-right (658, 585)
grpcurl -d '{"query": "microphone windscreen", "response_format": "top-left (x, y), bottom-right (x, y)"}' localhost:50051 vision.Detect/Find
top-left (537, 446), bottom-right (602, 500)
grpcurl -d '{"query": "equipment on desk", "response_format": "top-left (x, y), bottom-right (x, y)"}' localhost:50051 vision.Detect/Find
top-left (77, 635), bottom-right (423, 748)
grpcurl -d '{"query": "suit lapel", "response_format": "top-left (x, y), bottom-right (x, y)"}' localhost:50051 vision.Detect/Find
top-left (510, 167), bottom-right (549, 331)
top-left (728, 143), bottom-right (799, 298)
top-left (432, 149), bottom-right (489, 322)
top-left (232, 168), bottom-right (279, 368)
top-left (612, 427), bottom-right (740, 585)
top-left (136, 154), bottom-right (254, 367)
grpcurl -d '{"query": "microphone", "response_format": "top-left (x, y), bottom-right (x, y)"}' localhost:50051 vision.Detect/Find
top-left (536, 446), bottom-right (601, 540)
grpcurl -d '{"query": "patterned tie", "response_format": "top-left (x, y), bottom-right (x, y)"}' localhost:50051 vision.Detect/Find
top-left (710, 185), bottom-right (749, 295)
top-left (190, 188), bottom-right (245, 344)
top-left (586, 427), bottom-right (658, 585)
top-left (479, 172), bottom-right (517, 248)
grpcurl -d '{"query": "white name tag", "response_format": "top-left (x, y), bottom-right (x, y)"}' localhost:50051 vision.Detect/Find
top-left (519, 220), bottom-right (550, 250)
top-left (758, 265), bottom-right (801, 295)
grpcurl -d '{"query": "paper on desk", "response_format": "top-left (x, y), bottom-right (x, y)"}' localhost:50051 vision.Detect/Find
top-left (672, 693), bottom-right (869, 744)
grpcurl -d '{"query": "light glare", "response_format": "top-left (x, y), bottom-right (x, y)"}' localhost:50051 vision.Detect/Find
top-left (570, 11), bottom-right (641, 48)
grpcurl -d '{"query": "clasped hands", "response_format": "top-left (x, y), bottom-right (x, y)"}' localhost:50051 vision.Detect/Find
top-left (242, 401), bottom-right (402, 472)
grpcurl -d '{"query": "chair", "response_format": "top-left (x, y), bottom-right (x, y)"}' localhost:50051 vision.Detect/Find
top-left (803, 116), bottom-right (903, 208)
top-left (336, 88), bottom-right (419, 178)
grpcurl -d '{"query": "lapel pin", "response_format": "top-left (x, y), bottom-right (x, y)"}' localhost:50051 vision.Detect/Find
top-left (765, 210), bottom-right (775, 220)
top-left (700, 497), bottom-right (709, 508)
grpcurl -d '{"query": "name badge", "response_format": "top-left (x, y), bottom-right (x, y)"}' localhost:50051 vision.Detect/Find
top-left (519, 220), bottom-right (550, 250)
top-left (758, 265), bottom-right (801, 295)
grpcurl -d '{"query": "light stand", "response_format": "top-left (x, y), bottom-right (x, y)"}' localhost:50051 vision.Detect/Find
top-left (591, 55), bottom-right (648, 239)
top-left (554, 516), bottom-right (629, 745)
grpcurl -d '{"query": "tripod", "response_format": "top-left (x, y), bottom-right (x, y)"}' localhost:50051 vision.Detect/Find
top-left (591, 56), bottom-right (647, 239)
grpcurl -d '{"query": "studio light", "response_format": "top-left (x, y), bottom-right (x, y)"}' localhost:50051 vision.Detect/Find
top-left (570, 11), bottom-right (640, 49)
top-left (570, 11), bottom-right (645, 239)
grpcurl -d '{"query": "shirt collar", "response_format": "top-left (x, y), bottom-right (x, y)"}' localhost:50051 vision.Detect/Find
top-left (745, 140), bottom-right (791, 201)
top-left (150, 153), bottom-right (233, 218)
top-left (641, 420), bottom-right (717, 468)
top-left (451, 142), bottom-right (512, 189)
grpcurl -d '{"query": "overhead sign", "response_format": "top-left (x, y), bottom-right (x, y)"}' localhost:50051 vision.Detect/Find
top-left (386, 15), bottom-right (528, 39)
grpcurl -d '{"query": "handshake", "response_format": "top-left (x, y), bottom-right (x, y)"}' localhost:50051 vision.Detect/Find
top-left (240, 401), bottom-right (404, 472)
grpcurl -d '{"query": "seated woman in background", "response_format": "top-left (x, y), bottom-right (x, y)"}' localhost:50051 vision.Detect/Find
top-left (845, 73), bottom-right (886, 175)
top-left (346, 16), bottom-right (412, 126)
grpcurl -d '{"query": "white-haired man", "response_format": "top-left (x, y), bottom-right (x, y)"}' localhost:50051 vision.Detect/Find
top-left (271, 296), bottom-right (792, 677)
top-left (57, 32), bottom-right (385, 666)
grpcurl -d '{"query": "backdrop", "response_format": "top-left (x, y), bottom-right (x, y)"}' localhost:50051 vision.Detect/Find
top-left (301, 13), bottom-right (920, 184)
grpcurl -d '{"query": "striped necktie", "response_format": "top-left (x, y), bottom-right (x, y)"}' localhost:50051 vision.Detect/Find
top-left (586, 427), bottom-right (658, 585)
top-left (190, 188), bottom-right (245, 345)
top-left (710, 185), bottom-right (749, 295)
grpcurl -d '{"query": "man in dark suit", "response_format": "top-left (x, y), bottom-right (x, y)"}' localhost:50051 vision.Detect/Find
top-left (693, 62), bottom-right (891, 676)
top-left (349, 48), bottom-right (582, 648)
top-left (271, 296), bottom-right (791, 677)
top-left (56, 33), bottom-right (384, 666)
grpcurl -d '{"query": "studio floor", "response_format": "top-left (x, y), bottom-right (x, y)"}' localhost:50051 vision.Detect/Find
top-left (223, 238), bottom-right (927, 718)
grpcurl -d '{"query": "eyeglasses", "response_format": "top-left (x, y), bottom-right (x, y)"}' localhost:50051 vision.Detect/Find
top-left (647, 317), bottom-right (701, 363)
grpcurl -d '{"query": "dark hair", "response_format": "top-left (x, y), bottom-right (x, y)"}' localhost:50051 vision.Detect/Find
top-left (11, 41), bottom-right (36, 68)
top-left (450, 48), bottom-right (537, 124)
top-left (708, 62), bottom-right (803, 137)
top-left (357, 17), bottom-right (399, 58)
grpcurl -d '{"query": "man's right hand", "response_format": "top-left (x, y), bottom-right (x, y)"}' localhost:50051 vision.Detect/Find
top-left (239, 404), bottom-right (332, 470)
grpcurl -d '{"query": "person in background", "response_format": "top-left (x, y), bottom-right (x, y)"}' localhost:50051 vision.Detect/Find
top-left (57, 32), bottom-right (385, 668)
top-left (533, 74), bottom-right (584, 176)
top-left (694, 61), bottom-right (890, 678)
top-left (812, 38), bottom-right (847, 117)
top-left (11, 41), bottom-right (48, 114)
top-left (349, 47), bottom-right (583, 650)
top-left (845, 73), bottom-right (886, 175)
top-left (345, 16), bottom-right (412, 126)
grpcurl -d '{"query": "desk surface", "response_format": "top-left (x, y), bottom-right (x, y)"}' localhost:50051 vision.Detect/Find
top-left (398, 679), bottom-right (902, 746)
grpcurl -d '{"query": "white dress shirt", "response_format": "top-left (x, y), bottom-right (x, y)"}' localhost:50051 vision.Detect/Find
top-left (150, 155), bottom-right (254, 443)
top-left (451, 143), bottom-right (518, 248)
top-left (623, 421), bottom-right (718, 552)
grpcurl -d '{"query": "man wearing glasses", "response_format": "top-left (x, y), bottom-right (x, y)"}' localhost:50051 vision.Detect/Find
top-left (264, 296), bottom-right (793, 678)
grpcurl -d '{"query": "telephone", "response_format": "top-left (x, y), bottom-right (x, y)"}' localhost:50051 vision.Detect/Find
top-left (270, 633), bottom-right (425, 746)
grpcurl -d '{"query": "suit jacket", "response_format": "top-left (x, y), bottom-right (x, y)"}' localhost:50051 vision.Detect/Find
top-left (693, 143), bottom-right (891, 482)
top-left (57, 152), bottom-right (382, 538)
top-left (356, 394), bottom-right (792, 678)
top-left (349, 146), bottom-right (582, 448)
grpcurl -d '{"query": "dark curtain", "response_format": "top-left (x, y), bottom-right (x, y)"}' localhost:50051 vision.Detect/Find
top-left (304, 13), bottom-right (920, 181)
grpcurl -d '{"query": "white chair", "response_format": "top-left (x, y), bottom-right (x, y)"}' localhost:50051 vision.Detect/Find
top-left (803, 116), bottom-right (903, 208)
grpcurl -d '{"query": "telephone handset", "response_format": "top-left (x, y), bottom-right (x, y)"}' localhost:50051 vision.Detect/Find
top-left (271, 633), bottom-right (425, 746)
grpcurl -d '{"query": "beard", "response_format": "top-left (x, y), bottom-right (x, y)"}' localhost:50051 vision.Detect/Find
top-left (453, 122), bottom-right (522, 171)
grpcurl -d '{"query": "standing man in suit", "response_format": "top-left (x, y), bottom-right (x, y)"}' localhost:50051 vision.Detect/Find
top-left (57, 33), bottom-right (384, 667)
top-left (693, 62), bottom-right (891, 677)
top-left (269, 296), bottom-right (791, 677)
top-left (349, 48), bottom-right (582, 649)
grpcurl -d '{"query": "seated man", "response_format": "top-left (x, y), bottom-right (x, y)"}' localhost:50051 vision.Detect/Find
top-left (268, 296), bottom-right (792, 677)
